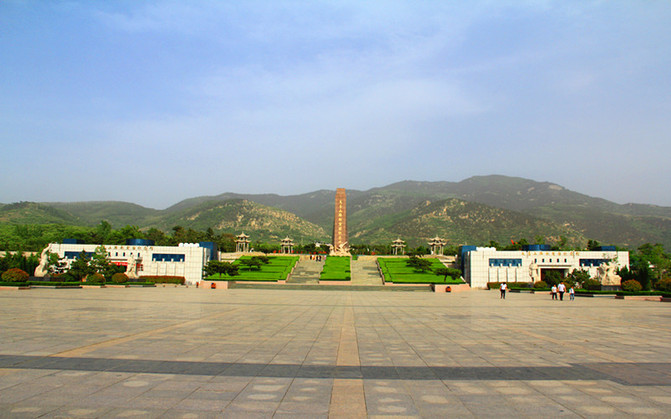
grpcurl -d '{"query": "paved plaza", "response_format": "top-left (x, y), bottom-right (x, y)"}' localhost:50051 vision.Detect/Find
top-left (0, 288), bottom-right (670, 418)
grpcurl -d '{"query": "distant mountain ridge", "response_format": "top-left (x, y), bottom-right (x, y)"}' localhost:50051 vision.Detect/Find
top-left (1, 175), bottom-right (669, 249)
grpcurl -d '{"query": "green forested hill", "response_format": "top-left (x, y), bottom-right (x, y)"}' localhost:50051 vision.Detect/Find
top-left (349, 198), bottom-right (585, 248)
top-left (150, 199), bottom-right (329, 243)
top-left (0, 202), bottom-right (79, 224)
top-left (2, 175), bottom-right (670, 251)
top-left (47, 201), bottom-right (162, 226)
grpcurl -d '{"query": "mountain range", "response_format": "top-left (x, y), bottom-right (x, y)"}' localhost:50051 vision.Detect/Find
top-left (2, 175), bottom-right (670, 249)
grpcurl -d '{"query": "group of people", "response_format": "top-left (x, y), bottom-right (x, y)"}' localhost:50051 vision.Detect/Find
top-left (309, 254), bottom-right (324, 261)
top-left (551, 283), bottom-right (575, 301)
top-left (499, 282), bottom-right (575, 300)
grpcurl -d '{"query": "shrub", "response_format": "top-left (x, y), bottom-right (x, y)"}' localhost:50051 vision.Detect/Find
top-left (111, 272), bottom-right (129, 284)
top-left (53, 272), bottom-right (78, 282)
top-left (86, 273), bottom-right (105, 284)
top-left (583, 278), bottom-right (602, 291)
top-left (2, 268), bottom-right (29, 282)
top-left (654, 278), bottom-right (671, 292)
top-left (139, 275), bottom-right (185, 285)
top-left (621, 280), bottom-right (642, 292)
top-left (508, 282), bottom-right (533, 289)
top-left (534, 281), bottom-right (548, 289)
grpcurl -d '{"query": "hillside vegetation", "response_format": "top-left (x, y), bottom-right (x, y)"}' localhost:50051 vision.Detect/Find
top-left (2, 175), bottom-right (670, 250)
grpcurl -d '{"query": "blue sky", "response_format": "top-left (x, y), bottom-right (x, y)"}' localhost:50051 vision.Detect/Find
top-left (1, 1), bottom-right (670, 209)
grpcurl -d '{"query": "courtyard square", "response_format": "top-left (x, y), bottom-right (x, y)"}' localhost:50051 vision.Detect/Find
top-left (0, 287), bottom-right (670, 418)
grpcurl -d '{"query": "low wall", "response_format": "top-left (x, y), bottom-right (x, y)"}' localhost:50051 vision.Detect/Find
top-left (433, 283), bottom-right (471, 293)
top-left (199, 280), bottom-right (230, 290)
top-left (615, 295), bottom-right (662, 301)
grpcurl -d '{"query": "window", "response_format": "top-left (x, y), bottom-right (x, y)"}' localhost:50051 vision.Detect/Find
top-left (152, 253), bottom-right (186, 262)
top-left (489, 258), bottom-right (522, 267)
top-left (580, 258), bottom-right (610, 267)
top-left (64, 251), bottom-right (93, 260)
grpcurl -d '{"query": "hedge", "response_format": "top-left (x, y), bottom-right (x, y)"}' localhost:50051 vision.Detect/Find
top-left (139, 276), bottom-right (185, 285)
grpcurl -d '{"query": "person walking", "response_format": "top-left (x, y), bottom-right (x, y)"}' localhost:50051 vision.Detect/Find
top-left (557, 282), bottom-right (566, 301)
top-left (551, 284), bottom-right (557, 300)
top-left (569, 286), bottom-right (575, 301)
top-left (500, 282), bottom-right (507, 299)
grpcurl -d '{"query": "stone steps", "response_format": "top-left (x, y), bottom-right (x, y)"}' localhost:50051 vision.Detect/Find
top-left (229, 282), bottom-right (432, 292)
top-left (287, 259), bottom-right (323, 284)
top-left (350, 256), bottom-right (383, 285)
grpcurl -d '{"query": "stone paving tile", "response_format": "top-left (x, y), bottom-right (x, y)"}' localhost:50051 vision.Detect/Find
top-left (2, 288), bottom-right (671, 417)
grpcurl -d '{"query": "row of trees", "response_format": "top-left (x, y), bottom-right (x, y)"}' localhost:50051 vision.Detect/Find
top-left (0, 245), bottom-right (130, 284)
top-left (405, 255), bottom-right (463, 281)
top-left (0, 251), bottom-right (40, 275)
top-left (203, 256), bottom-right (271, 278)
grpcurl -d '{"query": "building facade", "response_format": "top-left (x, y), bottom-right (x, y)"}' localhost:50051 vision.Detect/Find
top-left (39, 240), bottom-right (213, 285)
top-left (463, 245), bottom-right (629, 289)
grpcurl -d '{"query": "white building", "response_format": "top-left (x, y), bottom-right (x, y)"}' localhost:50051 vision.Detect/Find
top-left (39, 240), bottom-right (213, 285)
top-left (463, 246), bottom-right (629, 289)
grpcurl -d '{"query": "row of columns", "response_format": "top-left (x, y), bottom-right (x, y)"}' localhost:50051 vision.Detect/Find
top-left (392, 237), bottom-right (447, 255)
top-left (235, 233), bottom-right (447, 256)
top-left (235, 233), bottom-right (295, 254)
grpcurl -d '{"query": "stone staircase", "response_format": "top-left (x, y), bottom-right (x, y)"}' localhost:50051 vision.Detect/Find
top-left (350, 256), bottom-right (383, 286)
top-left (287, 258), bottom-right (323, 284)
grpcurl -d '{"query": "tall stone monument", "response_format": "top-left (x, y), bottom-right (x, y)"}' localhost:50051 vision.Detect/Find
top-left (331, 188), bottom-right (350, 255)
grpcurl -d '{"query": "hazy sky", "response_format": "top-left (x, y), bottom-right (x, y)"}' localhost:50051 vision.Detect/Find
top-left (1, 1), bottom-right (670, 209)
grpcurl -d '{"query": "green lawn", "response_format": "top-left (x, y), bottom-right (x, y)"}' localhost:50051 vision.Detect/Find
top-left (377, 257), bottom-right (464, 284)
top-left (207, 255), bottom-right (299, 281)
top-left (320, 256), bottom-right (351, 281)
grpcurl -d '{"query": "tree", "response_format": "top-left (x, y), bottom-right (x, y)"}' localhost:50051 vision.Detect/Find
top-left (90, 246), bottom-right (110, 274)
top-left (406, 256), bottom-right (432, 273)
top-left (503, 238), bottom-right (528, 251)
top-left (108, 225), bottom-right (144, 244)
top-left (45, 251), bottom-right (66, 275)
top-left (89, 245), bottom-right (123, 281)
top-left (566, 269), bottom-right (590, 287)
top-left (636, 243), bottom-right (669, 286)
top-left (239, 258), bottom-right (262, 271)
top-left (255, 255), bottom-right (270, 264)
top-left (68, 251), bottom-right (94, 281)
top-left (587, 239), bottom-right (601, 251)
top-left (543, 270), bottom-right (563, 287)
top-left (204, 260), bottom-right (239, 277)
top-left (146, 228), bottom-right (169, 245)
top-left (434, 267), bottom-right (462, 282)
top-left (92, 220), bottom-right (112, 244)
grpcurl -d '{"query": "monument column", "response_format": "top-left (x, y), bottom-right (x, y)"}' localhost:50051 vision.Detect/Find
top-left (332, 188), bottom-right (349, 255)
